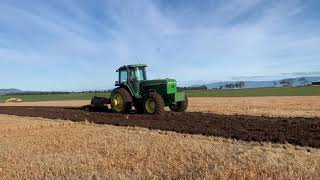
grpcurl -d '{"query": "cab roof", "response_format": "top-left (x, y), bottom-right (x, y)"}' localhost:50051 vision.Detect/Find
top-left (118, 64), bottom-right (147, 71)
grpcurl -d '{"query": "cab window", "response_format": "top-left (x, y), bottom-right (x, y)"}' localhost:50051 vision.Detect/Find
top-left (119, 70), bottom-right (128, 82)
top-left (135, 68), bottom-right (146, 81)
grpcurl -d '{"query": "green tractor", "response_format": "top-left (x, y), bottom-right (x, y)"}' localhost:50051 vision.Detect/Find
top-left (91, 64), bottom-right (188, 114)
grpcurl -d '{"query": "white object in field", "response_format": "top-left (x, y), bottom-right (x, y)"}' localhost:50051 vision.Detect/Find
top-left (5, 98), bottom-right (23, 103)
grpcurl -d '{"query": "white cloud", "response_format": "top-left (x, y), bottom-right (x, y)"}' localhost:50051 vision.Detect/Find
top-left (0, 0), bottom-right (319, 90)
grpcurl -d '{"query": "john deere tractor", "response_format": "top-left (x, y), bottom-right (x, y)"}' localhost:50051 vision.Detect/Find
top-left (91, 64), bottom-right (188, 114)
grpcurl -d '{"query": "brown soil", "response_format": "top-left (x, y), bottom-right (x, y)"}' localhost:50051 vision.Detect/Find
top-left (2, 96), bottom-right (320, 117)
top-left (0, 106), bottom-right (319, 148)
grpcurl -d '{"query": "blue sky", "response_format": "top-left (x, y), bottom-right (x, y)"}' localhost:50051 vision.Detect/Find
top-left (0, 0), bottom-right (320, 91)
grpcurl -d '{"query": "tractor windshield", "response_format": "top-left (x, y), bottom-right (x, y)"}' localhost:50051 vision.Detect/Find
top-left (135, 67), bottom-right (146, 81)
top-left (128, 67), bottom-right (146, 81)
top-left (118, 66), bottom-right (147, 83)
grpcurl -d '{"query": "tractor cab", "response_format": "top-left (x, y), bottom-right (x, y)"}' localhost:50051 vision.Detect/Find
top-left (117, 64), bottom-right (147, 83)
top-left (116, 64), bottom-right (148, 96)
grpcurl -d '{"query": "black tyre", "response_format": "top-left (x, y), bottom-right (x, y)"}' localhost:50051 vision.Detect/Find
top-left (169, 96), bottom-right (188, 112)
top-left (110, 88), bottom-right (132, 113)
top-left (144, 92), bottom-right (165, 115)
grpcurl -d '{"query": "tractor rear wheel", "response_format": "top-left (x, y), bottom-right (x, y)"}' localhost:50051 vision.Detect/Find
top-left (111, 88), bottom-right (132, 113)
top-left (144, 92), bottom-right (165, 115)
top-left (169, 96), bottom-right (188, 112)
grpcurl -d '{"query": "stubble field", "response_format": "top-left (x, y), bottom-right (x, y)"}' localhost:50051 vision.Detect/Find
top-left (0, 96), bottom-right (320, 179)
top-left (1, 115), bottom-right (319, 179)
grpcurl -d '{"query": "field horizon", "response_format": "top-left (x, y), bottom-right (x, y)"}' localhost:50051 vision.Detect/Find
top-left (0, 86), bottom-right (320, 103)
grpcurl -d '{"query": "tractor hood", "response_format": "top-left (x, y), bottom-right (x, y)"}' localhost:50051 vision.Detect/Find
top-left (140, 79), bottom-right (177, 94)
top-left (140, 79), bottom-right (176, 85)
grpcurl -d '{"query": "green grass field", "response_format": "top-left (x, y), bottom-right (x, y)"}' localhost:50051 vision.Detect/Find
top-left (186, 86), bottom-right (320, 97)
top-left (0, 87), bottom-right (319, 103)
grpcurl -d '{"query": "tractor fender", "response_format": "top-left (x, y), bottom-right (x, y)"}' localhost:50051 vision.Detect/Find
top-left (117, 85), bottom-right (134, 97)
top-left (141, 89), bottom-right (157, 98)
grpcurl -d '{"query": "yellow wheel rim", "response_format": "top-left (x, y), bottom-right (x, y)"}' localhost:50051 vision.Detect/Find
top-left (112, 92), bottom-right (125, 112)
top-left (145, 98), bottom-right (156, 114)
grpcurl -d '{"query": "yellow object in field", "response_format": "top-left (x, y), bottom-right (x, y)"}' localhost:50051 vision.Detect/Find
top-left (5, 98), bottom-right (22, 103)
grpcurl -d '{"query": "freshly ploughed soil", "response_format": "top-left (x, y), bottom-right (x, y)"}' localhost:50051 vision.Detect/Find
top-left (0, 106), bottom-right (319, 148)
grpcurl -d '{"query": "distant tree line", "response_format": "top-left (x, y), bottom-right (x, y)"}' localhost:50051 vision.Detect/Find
top-left (279, 77), bottom-right (309, 87)
top-left (178, 85), bottom-right (208, 90)
top-left (81, 90), bottom-right (112, 93)
top-left (221, 78), bottom-right (310, 89)
top-left (7, 91), bottom-right (72, 95)
top-left (279, 78), bottom-right (295, 87)
top-left (222, 81), bottom-right (245, 89)
top-left (298, 77), bottom-right (308, 86)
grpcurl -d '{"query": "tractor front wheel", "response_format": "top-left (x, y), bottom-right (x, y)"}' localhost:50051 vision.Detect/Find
top-left (111, 88), bottom-right (132, 113)
top-left (169, 96), bottom-right (188, 112)
top-left (144, 92), bottom-right (165, 115)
